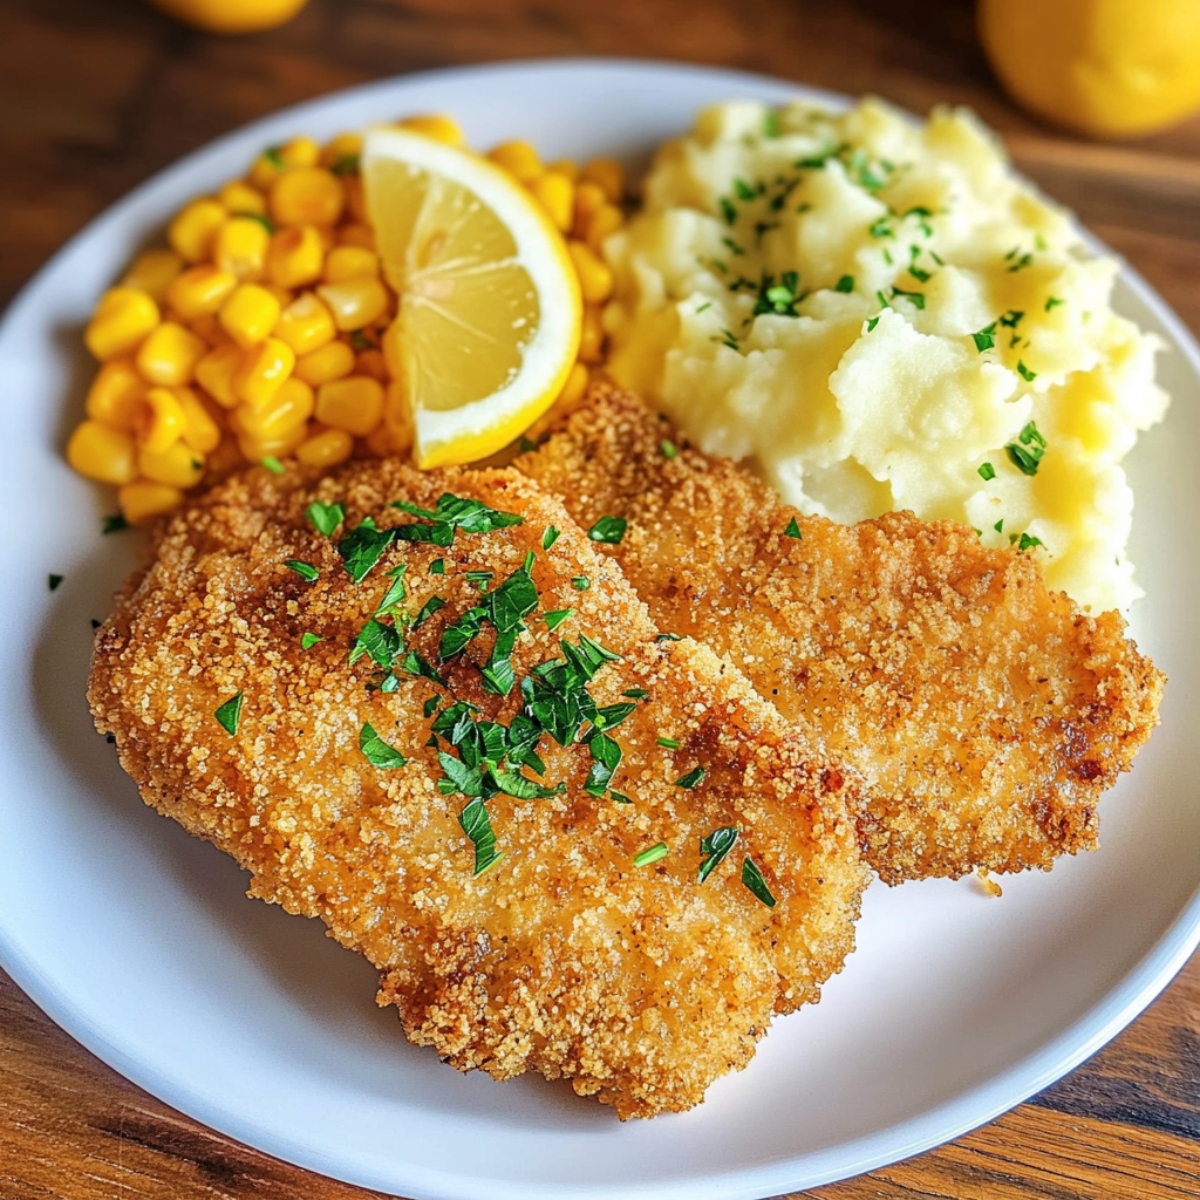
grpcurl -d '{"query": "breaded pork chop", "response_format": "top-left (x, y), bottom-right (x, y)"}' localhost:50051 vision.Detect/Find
top-left (89, 460), bottom-right (868, 1118)
top-left (519, 384), bottom-right (1165, 885)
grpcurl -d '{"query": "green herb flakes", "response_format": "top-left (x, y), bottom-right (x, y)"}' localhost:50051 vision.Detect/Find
top-left (542, 525), bottom-right (561, 551)
top-left (1045, 296), bottom-right (1064, 311)
top-left (102, 513), bottom-right (130, 535)
top-left (622, 688), bottom-right (649, 700)
top-left (633, 842), bottom-right (669, 868)
top-left (300, 632), bottom-right (323, 650)
top-left (1017, 532), bottom-right (1044, 552)
top-left (973, 323), bottom-right (997, 352)
top-left (1005, 422), bottom-right (1047, 476)
top-left (375, 564), bottom-right (408, 616)
top-left (834, 274), bottom-right (855, 293)
top-left (543, 608), bottom-right (573, 632)
top-left (459, 797), bottom-right (504, 876)
top-left (261, 456), bottom-right (285, 475)
top-left (657, 736), bottom-right (680, 750)
top-left (741, 856), bottom-right (777, 907)
top-left (305, 500), bottom-right (345, 537)
top-left (214, 691), bottom-right (243, 736)
top-left (412, 595), bottom-right (447, 629)
top-left (1017, 360), bottom-right (1038, 382)
top-left (48, 574), bottom-right (63, 592)
top-left (350, 618), bottom-right (403, 668)
top-left (674, 766), bottom-right (706, 790)
top-left (337, 518), bottom-right (395, 583)
top-left (571, 576), bottom-right (590, 591)
top-left (429, 558), bottom-right (445, 575)
top-left (784, 517), bottom-right (802, 539)
top-left (359, 722), bottom-right (407, 769)
top-left (698, 827), bottom-right (739, 884)
top-left (660, 439), bottom-right (678, 459)
top-left (285, 560), bottom-right (319, 582)
top-left (588, 515), bottom-right (627, 544)
top-left (978, 462), bottom-right (996, 481)
top-left (891, 286), bottom-right (925, 310)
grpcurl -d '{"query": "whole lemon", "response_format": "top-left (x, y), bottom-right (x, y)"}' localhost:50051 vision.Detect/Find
top-left (979, 0), bottom-right (1200, 138)
top-left (147, 0), bottom-right (309, 34)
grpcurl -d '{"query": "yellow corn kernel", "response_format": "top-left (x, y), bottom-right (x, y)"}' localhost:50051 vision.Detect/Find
top-left (582, 157), bottom-right (625, 203)
top-left (85, 359), bottom-right (144, 430)
top-left (248, 149), bottom-right (284, 192)
top-left (398, 113), bottom-right (466, 147)
top-left (166, 264), bottom-right (238, 321)
top-left (320, 132), bottom-right (364, 169)
top-left (263, 284), bottom-right (294, 310)
top-left (548, 158), bottom-right (579, 183)
top-left (531, 171), bottom-right (574, 233)
top-left (566, 240), bottom-right (614, 305)
top-left (134, 387), bottom-right (188, 452)
top-left (578, 307), bottom-right (605, 365)
top-left (337, 222), bottom-right (375, 250)
top-left (214, 215), bottom-right (270, 282)
top-left (137, 440), bottom-right (205, 489)
top-left (230, 376), bottom-right (314, 441)
top-left (189, 312), bottom-right (229, 345)
top-left (572, 180), bottom-right (607, 239)
top-left (195, 343), bottom-right (243, 408)
top-left (294, 339), bottom-right (355, 387)
top-left (355, 348), bottom-right (388, 382)
top-left (175, 386), bottom-right (223, 454)
top-left (266, 225), bottom-right (325, 290)
top-left (315, 375), bottom-right (384, 436)
top-left (219, 284), bottom-right (282, 348)
top-left (488, 139), bottom-right (542, 183)
top-left (383, 379), bottom-right (412, 444)
top-left (276, 292), bottom-right (336, 356)
top-left (167, 198), bottom-right (227, 263)
top-left (296, 425), bottom-right (353, 468)
top-left (135, 321), bottom-right (207, 387)
top-left (324, 245), bottom-right (380, 283)
top-left (270, 167), bottom-right (345, 229)
top-left (119, 480), bottom-right (184, 525)
top-left (85, 288), bottom-right (160, 361)
top-left (66, 420), bottom-right (138, 485)
top-left (236, 422), bottom-right (308, 464)
top-left (233, 338), bottom-right (296, 408)
top-left (281, 136), bottom-right (320, 168)
top-left (586, 203), bottom-right (624, 254)
top-left (557, 361), bottom-right (590, 409)
top-left (121, 249), bottom-right (184, 303)
top-left (364, 420), bottom-right (412, 457)
top-left (316, 278), bottom-right (389, 332)
top-left (218, 180), bottom-right (266, 215)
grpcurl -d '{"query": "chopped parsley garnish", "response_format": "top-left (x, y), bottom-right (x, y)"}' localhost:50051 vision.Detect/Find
top-left (300, 632), bottom-right (323, 650)
top-left (48, 574), bottom-right (63, 592)
top-left (542, 525), bottom-right (561, 551)
top-left (423, 696), bottom-right (442, 718)
top-left (695, 301), bottom-right (712, 314)
top-left (585, 732), bottom-right (622, 796)
top-left (391, 492), bottom-right (524, 546)
top-left (412, 595), bottom-right (446, 629)
top-left (464, 569), bottom-right (494, 590)
top-left (674, 766), bottom-right (706, 790)
top-left (1017, 360), bottom-right (1038, 382)
top-left (261, 456), bottom-right (285, 475)
top-left (1005, 422), bottom-right (1047, 476)
top-left (214, 691), bottom-right (244, 736)
top-left (741, 856), bottom-right (777, 907)
top-left (754, 270), bottom-right (803, 317)
top-left (375, 564), bottom-right (408, 616)
top-left (305, 500), bottom-right (345, 537)
top-left (543, 608), bottom-right (573, 632)
top-left (973, 323), bottom-right (997, 352)
top-left (1006, 251), bottom-right (1033, 273)
top-left (235, 210), bottom-right (275, 234)
top-left (588, 515), bottom-right (627, 544)
top-left (572, 576), bottom-right (590, 591)
top-left (1017, 532), bottom-right (1044, 552)
top-left (660, 439), bottom-right (678, 460)
top-left (719, 197), bottom-right (738, 225)
top-left (891, 287), bottom-right (925, 310)
top-left (763, 110), bottom-right (781, 138)
top-left (285, 560), bottom-right (319, 582)
top-left (734, 177), bottom-right (758, 201)
top-left (1000, 309), bottom-right (1025, 328)
top-left (102, 513), bottom-right (130, 535)
top-left (349, 618), bottom-right (403, 668)
top-left (330, 153), bottom-right (361, 177)
top-left (655, 632), bottom-right (682, 642)
top-left (262, 145), bottom-right (285, 169)
top-left (657, 736), bottom-right (680, 750)
top-left (633, 842), bottom-right (669, 868)
top-left (784, 517), bottom-right (802, 539)
top-left (459, 797), bottom-right (504, 876)
top-left (834, 274), bottom-right (855, 294)
top-left (698, 827), bottom-right (739, 883)
top-left (721, 236), bottom-right (746, 257)
top-left (359, 721), bottom-right (407, 769)
top-left (866, 316), bottom-right (881, 332)
top-left (978, 462), bottom-right (996, 481)
top-left (610, 791), bottom-right (633, 805)
top-left (622, 688), bottom-right (649, 700)
top-left (994, 519), bottom-right (1004, 532)
top-left (337, 517), bottom-right (394, 583)
top-left (402, 648), bottom-right (445, 685)
top-left (868, 217), bottom-right (893, 239)
top-left (1045, 296), bottom-right (1065, 311)
top-left (908, 264), bottom-right (931, 283)
top-left (429, 558), bottom-right (445, 575)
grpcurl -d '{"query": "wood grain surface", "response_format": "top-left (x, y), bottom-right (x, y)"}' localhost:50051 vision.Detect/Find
top-left (1, 1), bottom-right (1198, 1197)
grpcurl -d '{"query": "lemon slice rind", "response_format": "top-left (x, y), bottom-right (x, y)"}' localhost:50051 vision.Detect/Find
top-left (363, 128), bottom-right (581, 468)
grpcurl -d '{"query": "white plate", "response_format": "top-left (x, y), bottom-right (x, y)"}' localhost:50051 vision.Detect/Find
top-left (0, 59), bottom-right (1197, 1200)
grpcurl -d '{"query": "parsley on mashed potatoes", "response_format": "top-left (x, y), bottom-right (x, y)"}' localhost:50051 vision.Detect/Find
top-left (603, 98), bottom-right (1168, 612)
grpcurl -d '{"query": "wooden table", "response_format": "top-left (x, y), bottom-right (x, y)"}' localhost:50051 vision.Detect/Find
top-left (2, 1), bottom-right (1198, 1196)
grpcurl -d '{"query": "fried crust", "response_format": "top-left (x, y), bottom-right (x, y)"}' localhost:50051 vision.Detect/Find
top-left (88, 460), bottom-right (867, 1118)
top-left (519, 383), bottom-right (1166, 884)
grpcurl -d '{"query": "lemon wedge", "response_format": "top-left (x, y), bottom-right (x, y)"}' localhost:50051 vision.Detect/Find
top-left (362, 128), bottom-right (581, 468)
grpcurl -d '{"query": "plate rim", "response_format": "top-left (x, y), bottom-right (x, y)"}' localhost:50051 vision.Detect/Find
top-left (2, 55), bottom-right (1199, 1200)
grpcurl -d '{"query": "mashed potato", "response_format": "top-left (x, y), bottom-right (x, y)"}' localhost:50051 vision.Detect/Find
top-left (604, 98), bottom-right (1168, 611)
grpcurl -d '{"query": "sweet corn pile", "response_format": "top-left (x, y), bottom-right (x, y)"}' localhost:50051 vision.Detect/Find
top-left (68, 114), bottom-right (626, 525)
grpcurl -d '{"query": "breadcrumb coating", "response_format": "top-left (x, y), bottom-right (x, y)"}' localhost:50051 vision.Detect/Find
top-left (88, 460), bottom-right (868, 1118)
top-left (519, 384), bottom-right (1165, 884)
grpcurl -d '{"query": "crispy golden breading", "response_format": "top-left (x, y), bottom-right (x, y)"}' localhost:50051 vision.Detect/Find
top-left (89, 461), bottom-right (868, 1118)
top-left (519, 384), bottom-right (1166, 884)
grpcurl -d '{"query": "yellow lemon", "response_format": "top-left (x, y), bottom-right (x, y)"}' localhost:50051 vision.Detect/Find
top-left (979, 0), bottom-right (1200, 138)
top-left (146, 0), bottom-right (309, 34)
top-left (362, 129), bottom-right (582, 468)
